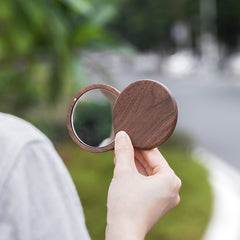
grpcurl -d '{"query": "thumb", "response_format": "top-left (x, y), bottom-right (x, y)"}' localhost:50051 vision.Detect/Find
top-left (113, 131), bottom-right (136, 177)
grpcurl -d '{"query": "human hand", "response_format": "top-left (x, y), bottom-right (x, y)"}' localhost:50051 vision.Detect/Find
top-left (105, 131), bottom-right (181, 240)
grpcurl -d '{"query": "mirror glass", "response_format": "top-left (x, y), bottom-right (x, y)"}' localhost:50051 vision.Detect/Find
top-left (72, 89), bottom-right (118, 148)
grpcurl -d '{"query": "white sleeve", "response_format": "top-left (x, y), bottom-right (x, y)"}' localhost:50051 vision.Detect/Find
top-left (0, 140), bottom-right (91, 240)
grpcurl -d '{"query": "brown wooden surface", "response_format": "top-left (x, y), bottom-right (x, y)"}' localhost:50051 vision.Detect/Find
top-left (67, 84), bottom-right (120, 153)
top-left (113, 80), bottom-right (178, 149)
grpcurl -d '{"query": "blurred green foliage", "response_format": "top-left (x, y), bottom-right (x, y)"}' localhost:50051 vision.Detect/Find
top-left (110, 0), bottom-right (199, 51)
top-left (110, 0), bottom-right (240, 52)
top-left (0, 0), bottom-right (117, 114)
top-left (1, 0), bottom-right (240, 117)
top-left (217, 0), bottom-right (240, 52)
top-left (162, 130), bottom-right (195, 153)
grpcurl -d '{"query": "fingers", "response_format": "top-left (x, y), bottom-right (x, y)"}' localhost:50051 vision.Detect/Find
top-left (141, 148), bottom-right (170, 174)
top-left (134, 150), bottom-right (152, 176)
top-left (134, 158), bottom-right (148, 176)
top-left (113, 131), bottom-right (136, 177)
top-left (114, 149), bottom-right (149, 176)
top-left (113, 133), bottom-right (170, 177)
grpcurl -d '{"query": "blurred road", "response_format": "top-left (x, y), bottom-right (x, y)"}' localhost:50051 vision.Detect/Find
top-left (84, 52), bottom-right (240, 169)
top-left (121, 77), bottom-right (240, 170)
top-left (165, 80), bottom-right (240, 169)
top-left (121, 77), bottom-right (240, 169)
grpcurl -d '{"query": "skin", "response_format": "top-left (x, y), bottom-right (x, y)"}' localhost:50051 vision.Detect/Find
top-left (105, 131), bottom-right (181, 240)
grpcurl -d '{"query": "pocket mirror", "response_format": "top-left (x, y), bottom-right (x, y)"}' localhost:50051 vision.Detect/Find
top-left (67, 80), bottom-right (178, 153)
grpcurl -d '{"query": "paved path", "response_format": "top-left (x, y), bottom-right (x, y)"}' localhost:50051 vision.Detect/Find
top-left (84, 52), bottom-right (240, 169)
top-left (161, 79), bottom-right (240, 169)
top-left (119, 78), bottom-right (240, 169)
top-left (194, 148), bottom-right (240, 240)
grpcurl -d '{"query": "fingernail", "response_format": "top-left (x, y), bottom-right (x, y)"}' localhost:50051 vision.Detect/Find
top-left (116, 131), bottom-right (127, 144)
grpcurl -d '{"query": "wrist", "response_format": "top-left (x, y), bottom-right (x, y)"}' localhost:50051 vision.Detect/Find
top-left (105, 221), bottom-right (146, 240)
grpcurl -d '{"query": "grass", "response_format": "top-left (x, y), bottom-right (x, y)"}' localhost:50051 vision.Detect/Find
top-left (57, 141), bottom-right (212, 240)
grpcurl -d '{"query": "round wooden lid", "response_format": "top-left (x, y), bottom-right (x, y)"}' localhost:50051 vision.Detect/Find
top-left (113, 80), bottom-right (178, 149)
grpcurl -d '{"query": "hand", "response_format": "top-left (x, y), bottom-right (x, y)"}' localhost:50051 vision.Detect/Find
top-left (105, 131), bottom-right (181, 240)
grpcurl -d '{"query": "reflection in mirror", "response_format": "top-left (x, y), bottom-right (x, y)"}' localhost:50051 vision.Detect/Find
top-left (72, 89), bottom-right (118, 148)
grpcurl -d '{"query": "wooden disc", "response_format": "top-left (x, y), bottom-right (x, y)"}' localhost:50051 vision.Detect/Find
top-left (113, 80), bottom-right (178, 149)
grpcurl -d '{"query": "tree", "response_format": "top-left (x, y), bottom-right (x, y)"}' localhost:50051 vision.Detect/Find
top-left (217, 0), bottom-right (240, 53)
top-left (0, 0), bottom-right (116, 114)
top-left (109, 0), bottom-right (199, 51)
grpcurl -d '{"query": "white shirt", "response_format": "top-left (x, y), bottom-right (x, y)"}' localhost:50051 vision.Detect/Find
top-left (0, 113), bottom-right (90, 240)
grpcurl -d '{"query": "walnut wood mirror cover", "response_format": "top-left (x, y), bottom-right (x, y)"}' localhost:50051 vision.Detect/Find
top-left (67, 80), bottom-right (178, 153)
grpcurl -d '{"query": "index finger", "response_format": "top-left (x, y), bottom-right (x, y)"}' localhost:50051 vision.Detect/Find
top-left (141, 148), bottom-right (170, 173)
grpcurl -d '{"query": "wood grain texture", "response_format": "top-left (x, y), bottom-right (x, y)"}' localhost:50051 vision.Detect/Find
top-left (67, 84), bottom-right (120, 153)
top-left (113, 80), bottom-right (178, 149)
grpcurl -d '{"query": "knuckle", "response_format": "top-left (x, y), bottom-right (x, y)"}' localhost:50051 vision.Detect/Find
top-left (152, 166), bottom-right (161, 175)
top-left (167, 172), bottom-right (182, 194)
top-left (172, 195), bottom-right (181, 207)
top-left (174, 176), bottom-right (182, 192)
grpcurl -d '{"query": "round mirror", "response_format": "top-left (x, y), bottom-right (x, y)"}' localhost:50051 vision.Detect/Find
top-left (67, 84), bottom-right (120, 153)
top-left (72, 89), bottom-right (117, 147)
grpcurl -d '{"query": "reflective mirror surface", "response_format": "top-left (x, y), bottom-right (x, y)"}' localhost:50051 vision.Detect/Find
top-left (72, 89), bottom-right (118, 148)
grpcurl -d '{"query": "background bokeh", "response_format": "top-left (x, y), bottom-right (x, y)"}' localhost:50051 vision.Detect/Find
top-left (1, 0), bottom-right (240, 239)
top-left (1, 0), bottom-right (240, 130)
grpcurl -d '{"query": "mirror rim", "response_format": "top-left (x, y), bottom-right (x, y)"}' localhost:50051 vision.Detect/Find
top-left (67, 84), bottom-right (120, 153)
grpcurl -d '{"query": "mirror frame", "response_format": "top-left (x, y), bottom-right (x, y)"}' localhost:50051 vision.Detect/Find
top-left (67, 84), bottom-right (120, 153)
